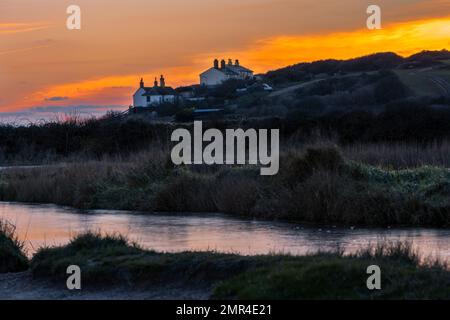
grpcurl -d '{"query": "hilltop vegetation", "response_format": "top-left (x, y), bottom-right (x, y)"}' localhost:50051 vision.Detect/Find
top-left (1, 95), bottom-right (450, 164)
top-left (264, 50), bottom-right (450, 84)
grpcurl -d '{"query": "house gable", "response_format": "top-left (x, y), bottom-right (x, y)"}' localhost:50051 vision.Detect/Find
top-left (200, 60), bottom-right (254, 86)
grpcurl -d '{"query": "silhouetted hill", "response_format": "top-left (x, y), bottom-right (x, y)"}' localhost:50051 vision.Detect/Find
top-left (264, 50), bottom-right (449, 85)
top-left (340, 52), bottom-right (404, 72)
top-left (407, 49), bottom-right (450, 62)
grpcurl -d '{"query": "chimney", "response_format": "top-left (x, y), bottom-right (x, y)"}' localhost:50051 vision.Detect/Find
top-left (228, 59), bottom-right (233, 66)
top-left (140, 78), bottom-right (144, 88)
top-left (214, 59), bottom-right (219, 69)
top-left (160, 75), bottom-right (165, 88)
top-left (235, 59), bottom-right (240, 66)
top-left (220, 59), bottom-right (226, 69)
top-left (154, 77), bottom-right (158, 87)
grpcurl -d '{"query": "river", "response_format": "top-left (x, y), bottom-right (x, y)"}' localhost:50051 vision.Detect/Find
top-left (1, 202), bottom-right (449, 260)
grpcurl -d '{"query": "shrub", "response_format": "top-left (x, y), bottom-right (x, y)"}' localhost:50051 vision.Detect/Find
top-left (175, 108), bottom-right (194, 122)
top-left (214, 170), bottom-right (260, 214)
top-left (374, 72), bottom-right (408, 103)
top-left (0, 220), bottom-right (28, 273)
top-left (283, 147), bottom-right (344, 183)
top-left (154, 170), bottom-right (216, 212)
top-left (293, 96), bottom-right (326, 115)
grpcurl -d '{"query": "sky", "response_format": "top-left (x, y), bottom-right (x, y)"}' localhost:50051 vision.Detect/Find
top-left (1, 0), bottom-right (449, 122)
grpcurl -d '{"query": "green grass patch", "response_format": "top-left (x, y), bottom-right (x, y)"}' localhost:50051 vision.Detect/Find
top-left (31, 231), bottom-right (267, 287)
top-left (215, 242), bottom-right (450, 299)
top-left (31, 233), bottom-right (450, 299)
top-left (395, 70), bottom-right (441, 96)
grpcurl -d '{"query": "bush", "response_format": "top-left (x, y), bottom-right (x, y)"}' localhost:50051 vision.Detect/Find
top-left (374, 72), bottom-right (408, 103)
top-left (175, 108), bottom-right (194, 122)
top-left (293, 96), bottom-right (326, 115)
top-left (283, 147), bottom-right (344, 182)
top-left (0, 220), bottom-right (28, 273)
top-left (154, 170), bottom-right (216, 212)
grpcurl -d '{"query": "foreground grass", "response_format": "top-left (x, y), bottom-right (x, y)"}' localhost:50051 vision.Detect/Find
top-left (30, 233), bottom-right (450, 299)
top-left (1, 145), bottom-right (450, 227)
top-left (0, 220), bottom-right (28, 273)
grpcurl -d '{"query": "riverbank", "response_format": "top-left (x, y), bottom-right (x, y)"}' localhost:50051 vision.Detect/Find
top-left (0, 146), bottom-right (449, 227)
top-left (1, 230), bottom-right (449, 300)
top-left (0, 271), bottom-right (208, 300)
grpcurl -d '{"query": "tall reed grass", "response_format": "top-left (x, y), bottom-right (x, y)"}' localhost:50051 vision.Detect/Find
top-left (1, 142), bottom-right (449, 227)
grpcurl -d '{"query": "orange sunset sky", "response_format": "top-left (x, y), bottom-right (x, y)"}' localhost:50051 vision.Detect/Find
top-left (1, 0), bottom-right (449, 120)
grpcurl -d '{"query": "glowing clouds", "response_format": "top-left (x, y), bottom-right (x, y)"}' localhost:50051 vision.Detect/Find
top-left (214, 16), bottom-right (450, 73)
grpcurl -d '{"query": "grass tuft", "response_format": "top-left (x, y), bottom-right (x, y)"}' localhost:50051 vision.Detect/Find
top-left (0, 219), bottom-right (28, 273)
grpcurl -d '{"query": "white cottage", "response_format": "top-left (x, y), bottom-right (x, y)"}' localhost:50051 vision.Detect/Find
top-left (133, 75), bottom-right (177, 107)
top-left (200, 59), bottom-right (253, 87)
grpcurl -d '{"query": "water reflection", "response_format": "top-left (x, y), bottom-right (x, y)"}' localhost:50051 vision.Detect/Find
top-left (1, 202), bottom-right (449, 261)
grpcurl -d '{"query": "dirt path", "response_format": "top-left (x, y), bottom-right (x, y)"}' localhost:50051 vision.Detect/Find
top-left (268, 72), bottom-right (368, 98)
top-left (0, 271), bottom-right (210, 300)
top-left (268, 79), bottom-right (322, 98)
top-left (429, 76), bottom-right (450, 96)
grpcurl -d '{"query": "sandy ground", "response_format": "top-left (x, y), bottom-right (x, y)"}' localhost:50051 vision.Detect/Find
top-left (0, 271), bottom-right (210, 300)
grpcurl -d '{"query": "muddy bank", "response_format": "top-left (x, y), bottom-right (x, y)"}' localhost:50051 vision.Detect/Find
top-left (0, 271), bottom-right (209, 300)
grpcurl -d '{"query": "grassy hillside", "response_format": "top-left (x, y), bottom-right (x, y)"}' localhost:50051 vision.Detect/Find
top-left (263, 50), bottom-right (450, 85)
top-left (395, 61), bottom-right (450, 97)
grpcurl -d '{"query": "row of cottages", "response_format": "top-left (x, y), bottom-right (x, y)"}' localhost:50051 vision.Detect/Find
top-left (133, 59), bottom-right (254, 107)
top-left (200, 59), bottom-right (254, 87)
top-left (133, 75), bottom-right (177, 108)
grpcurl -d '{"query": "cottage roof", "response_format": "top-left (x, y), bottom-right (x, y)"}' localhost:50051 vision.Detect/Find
top-left (142, 86), bottom-right (176, 96)
top-left (176, 86), bottom-right (196, 93)
top-left (225, 65), bottom-right (253, 73)
top-left (200, 64), bottom-right (254, 77)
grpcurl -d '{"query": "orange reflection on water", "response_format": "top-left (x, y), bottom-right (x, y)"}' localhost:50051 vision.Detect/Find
top-left (1, 202), bottom-right (449, 262)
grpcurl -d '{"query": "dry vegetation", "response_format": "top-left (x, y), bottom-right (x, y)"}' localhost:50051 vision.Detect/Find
top-left (343, 141), bottom-right (450, 169)
top-left (1, 141), bottom-right (449, 227)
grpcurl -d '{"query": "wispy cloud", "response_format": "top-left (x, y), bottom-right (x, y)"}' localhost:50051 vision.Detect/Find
top-left (44, 96), bottom-right (69, 102)
top-left (0, 22), bottom-right (52, 35)
top-left (0, 105), bottom-right (126, 124)
top-left (0, 44), bottom-right (52, 56)
top-left (30, 105), bottom-right (125, 113)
